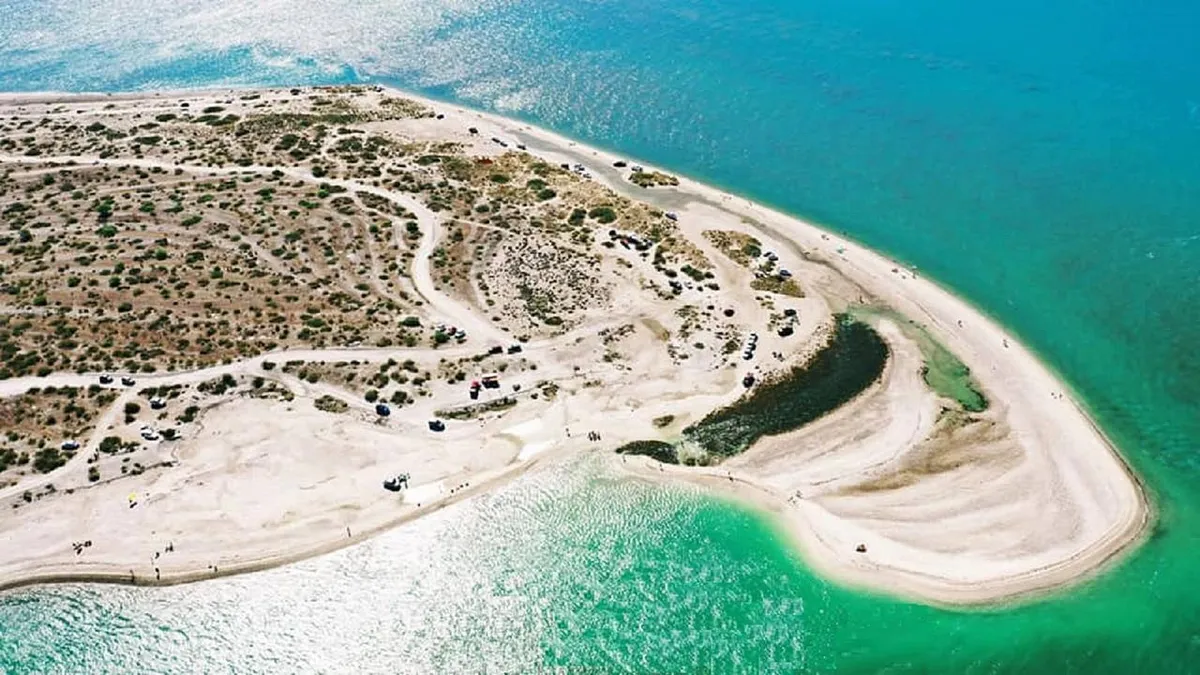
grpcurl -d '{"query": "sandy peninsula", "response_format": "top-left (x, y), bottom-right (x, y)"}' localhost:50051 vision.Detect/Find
top-left (0, 85), bottom-right (1150, 606)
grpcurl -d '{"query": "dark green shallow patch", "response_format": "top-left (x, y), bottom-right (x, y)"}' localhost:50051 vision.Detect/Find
top-left (683, 316), bottom-right (889, 458)
top-left (615, 440), bottom-right (677, 464)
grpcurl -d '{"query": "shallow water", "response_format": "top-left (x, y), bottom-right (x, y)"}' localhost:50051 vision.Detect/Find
top-left (1, 0), bottom-right (1198, 671)
top-left (852, 306), bottom-right (987, 412)
top-left (0, 458), bottom-right (1190, 674)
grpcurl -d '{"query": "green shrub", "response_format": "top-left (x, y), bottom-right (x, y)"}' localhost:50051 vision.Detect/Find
top-left (33, 448), bottom-right (66, 473)
top-left (588, 206), bottom-right (618, 224)
top-left (314, 395), bottom-right (349, 413)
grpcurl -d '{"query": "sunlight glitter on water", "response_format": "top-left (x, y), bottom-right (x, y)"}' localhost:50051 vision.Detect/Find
top-left (0, 0), bottom-right (523, 95)
top-left (0, 457), bottom-right (819, 673)
top-left (2, 0), bottom-right (1199, 670)
top-left (1, 462), bottom-right (573, 671)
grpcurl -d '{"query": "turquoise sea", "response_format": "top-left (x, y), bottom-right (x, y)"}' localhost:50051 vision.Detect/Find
top-left (1, 0), bottom-right (1198, 672)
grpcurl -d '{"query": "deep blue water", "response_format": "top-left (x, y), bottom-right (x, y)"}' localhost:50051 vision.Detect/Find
top-left (1, 0), bottom-right (1199, 671)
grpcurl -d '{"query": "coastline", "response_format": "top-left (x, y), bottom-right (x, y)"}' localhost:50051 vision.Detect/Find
top-left (619, 451), bottom-right (1152, 609)
top-left (0, 450), bottom-right (556, 596)
top-left (426, 85), bottom-right (1152, 598)
top-left (0, 84), bottom-right (1152, 607)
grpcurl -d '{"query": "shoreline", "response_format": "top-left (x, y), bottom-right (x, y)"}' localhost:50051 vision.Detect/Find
top-left (0, 450), bottom-right (554, 596)
top-left (416, 85), bottom-right (1153, 605)
top-left (0, 83), bottom-right (1123, 399)
top-left (0, 85), bottom-right (1152, 607)
top-left (620, 450), bottom-right (1153, 609)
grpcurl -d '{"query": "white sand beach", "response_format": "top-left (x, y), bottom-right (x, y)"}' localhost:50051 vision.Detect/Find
top-left (0, 86), bottom-right (1150, 606)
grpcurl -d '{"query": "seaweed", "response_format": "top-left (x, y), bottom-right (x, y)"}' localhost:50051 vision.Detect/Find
top-left (683, 316), bottom-right (889, 457)
top-left (615, 440), bottom-right (678, 464)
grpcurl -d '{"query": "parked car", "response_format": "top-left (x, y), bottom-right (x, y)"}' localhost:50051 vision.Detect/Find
top-left (383, 473), bottom-right (410, 492)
